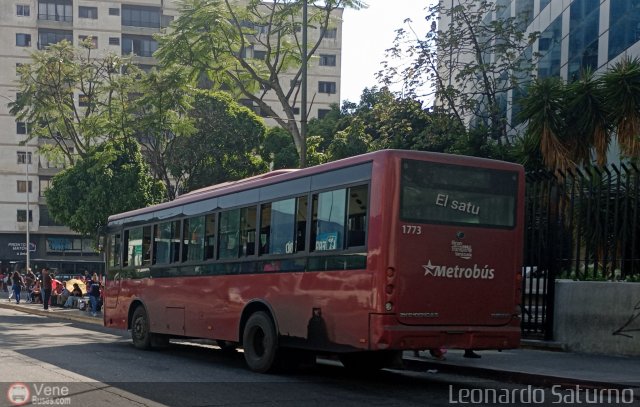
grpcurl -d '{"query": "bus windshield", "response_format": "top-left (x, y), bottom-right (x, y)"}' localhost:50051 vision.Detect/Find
top-left (400, 159), bottom-right (518, 228)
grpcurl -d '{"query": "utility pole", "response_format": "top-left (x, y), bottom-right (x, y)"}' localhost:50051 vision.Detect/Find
top-left (300, 0), bottom-right (308, 168)
top-left (25, 150), bottom-right (30, 272)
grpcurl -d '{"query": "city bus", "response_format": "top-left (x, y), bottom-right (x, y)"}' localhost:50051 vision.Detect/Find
top-left (103, 149), bottom-right (524, 372)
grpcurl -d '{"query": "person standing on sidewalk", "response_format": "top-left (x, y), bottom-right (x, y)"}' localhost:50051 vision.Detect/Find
top-left (41, 268), bottom-right (52, 311)
top-left (11, 271), bottom-right (24, 304)
top-left (88, 273), bottom-right (101, 317)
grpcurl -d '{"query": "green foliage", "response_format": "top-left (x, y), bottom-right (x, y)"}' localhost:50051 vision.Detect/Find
top-left (261, 127), bottom-right (299, 170)
top-left (45, 138), bottom-right (165, 240)
top-left (9, 40), bottom-right (139, 164)
top-left (157, 0), bottom-right (365, 166)
top-left (327, 120), bottom-right (372, 160)
top-left (167, 91), bottom-right (268, 192)
top-left (133, 66), bottom-right (196, 199)
top-left (517, 57), bottom-right (640, 170)
top-left (378, 0), bottom-right (538, 144)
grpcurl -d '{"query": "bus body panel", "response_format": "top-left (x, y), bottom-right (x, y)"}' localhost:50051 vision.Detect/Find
top-left (104, 150), bottom-right (524, 360)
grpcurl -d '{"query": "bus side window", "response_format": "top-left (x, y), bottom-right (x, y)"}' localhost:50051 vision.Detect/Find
top-left (347, 185), bottom-right (368, 248)
top-left (183, 215), bottom-right (205, 262)
top-left (108, 233), bottom-right (121, 269)
top-left (125, 227), bottom-right (144, 267)
top-left (259, 203), bottom-right (271, 255)
top-left (154, 221), bottom-right (181, 264)
top-left (218, 209), bottom-right (240, 260)
top-left (311, 188), bottom-right (346, 251)
top-left (240, 206), bottom-right (257, 257)
top-left (204, 213), bottom-right (216, 260)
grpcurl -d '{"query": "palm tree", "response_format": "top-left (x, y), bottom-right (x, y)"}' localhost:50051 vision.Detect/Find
top-left (602, 56), bottom-right (640, 159)
top-left (565, 70), bottom-right (611, 166)
top-left (517, 77), bottom-right (572, 170)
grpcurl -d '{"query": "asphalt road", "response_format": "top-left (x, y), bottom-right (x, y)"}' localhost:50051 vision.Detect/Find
top-left (0, 307), bottom-right (628, 407)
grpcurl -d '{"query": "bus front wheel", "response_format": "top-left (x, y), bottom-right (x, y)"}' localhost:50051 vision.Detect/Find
top-left (131, 306), bottom-right (169, 350)
top-left (242, 311), bottom-right (278, 373)
top-left (132, 306), bottom-right (151, 350)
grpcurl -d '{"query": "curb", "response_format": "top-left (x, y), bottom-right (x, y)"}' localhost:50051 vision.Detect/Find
top-left (402, 355), bottom-right (640, 397)
top-left (0, 302), bottom-right (103, 326)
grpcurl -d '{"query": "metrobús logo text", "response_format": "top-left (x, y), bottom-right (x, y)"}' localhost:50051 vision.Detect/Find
top-left (422, 260), bottom-right (495, 279)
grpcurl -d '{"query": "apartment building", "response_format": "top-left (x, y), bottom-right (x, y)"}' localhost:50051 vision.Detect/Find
top-left (0, 0), bottom-right (342, 275)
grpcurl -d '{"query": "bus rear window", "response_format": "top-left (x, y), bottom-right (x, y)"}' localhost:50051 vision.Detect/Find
top-left (400, 159), bottom-right (518, 228)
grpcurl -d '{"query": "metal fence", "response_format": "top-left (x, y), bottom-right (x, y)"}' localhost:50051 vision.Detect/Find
top-left (522, 163), bottom-right (640, 339)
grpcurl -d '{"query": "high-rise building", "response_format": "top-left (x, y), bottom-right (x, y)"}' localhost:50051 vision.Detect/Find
top-left (0, 0), bottom-right (342, 275)
top-left (439, 0), bottom-right (640, 132)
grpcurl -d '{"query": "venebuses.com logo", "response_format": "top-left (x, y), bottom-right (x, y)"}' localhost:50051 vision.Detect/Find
top-left (6, 382), bottom-right (71, 406)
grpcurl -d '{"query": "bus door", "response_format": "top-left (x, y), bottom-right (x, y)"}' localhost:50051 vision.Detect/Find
top-left (394, 159), bottom-right (522, 327)
top-left (105, 233), bottom-right (122, 309)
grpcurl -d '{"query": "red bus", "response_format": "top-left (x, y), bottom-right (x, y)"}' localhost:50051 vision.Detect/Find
top-left (104, 150), bottom-right (524, 372)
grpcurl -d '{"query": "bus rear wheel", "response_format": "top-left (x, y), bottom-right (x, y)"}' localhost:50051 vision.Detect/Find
top-left (242, 311), bottom-right (278, 373)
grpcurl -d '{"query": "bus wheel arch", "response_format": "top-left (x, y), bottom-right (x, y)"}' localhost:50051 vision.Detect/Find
top-left (240, 302), bottom-right (280, 373)
top-left (129, 302), bottom-right (169, 350)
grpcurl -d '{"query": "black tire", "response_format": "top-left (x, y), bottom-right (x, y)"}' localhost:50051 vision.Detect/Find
top-left (131, 306), bottom-right (151, 350)
top-left (242, 311), bottom-right (278, 373)
top-left (131, 306), bottom-right (169, 350)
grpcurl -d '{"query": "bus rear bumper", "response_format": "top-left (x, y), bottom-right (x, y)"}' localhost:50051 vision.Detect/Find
top-left (369, 314), bottom-right (521, 351)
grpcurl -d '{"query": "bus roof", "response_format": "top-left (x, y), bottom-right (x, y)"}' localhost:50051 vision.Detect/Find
top-left (107, 149), bottom-right (522, 225)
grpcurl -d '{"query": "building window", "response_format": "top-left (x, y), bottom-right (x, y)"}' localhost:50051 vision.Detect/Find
top-left (568, 0), bottom-right (600, 80)
top-left (122, 35), bottom-right (158, 57)
top-left (78, 94), bottom-right (91, 107)
top-left (38, 0), bottom-right (73, 23)
top-left (40, 179), bottom-right (52, 197)
top-left (109, 8), bottom-right (120, 16)
top-left (318, 109), bottom-right (330, 119)
top-left (609, 0), bottom-right (640, 60)
top-left (292, 107), bottom-right (300, 115)
top-left (78, 6), bottom-right (98, 19)
top-left (122, 5), bottom-right (161, 28)
top-left (253, 50), bottom-right (267, 60)
top-left (79, 35), bottom-right (98, 48)
top-left (16, 122), bottom-right (27, 135)
top-left (38, 29), bottom-right (73, 49)
top-left (17, 4), bottom-right (31, 17)
top-left (108, 37), bottom-right (120, 46)
top-left (17, 210), bottom-right (33, 223)
top-left (16, 33), bottom-right (32, 47)
top-left (124, 36), bottom-right (156, 57)
top-left (319, 54), bottom-right (336, 67)
top-left (17, 180), bottom-right (33, 193)
top-left (323, 27), bottom-right (337, 39)
top-left (318, 81), bottom-right (336, 94)
top-left (17, 151), bottom-right (32, 165)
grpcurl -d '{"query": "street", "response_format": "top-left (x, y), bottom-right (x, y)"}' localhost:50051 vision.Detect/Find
top-left (0, 307), bottom-right (632, 407)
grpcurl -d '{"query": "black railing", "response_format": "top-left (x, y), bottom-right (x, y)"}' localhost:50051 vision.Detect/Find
top-left (522, 163), bottom-right (640, 339)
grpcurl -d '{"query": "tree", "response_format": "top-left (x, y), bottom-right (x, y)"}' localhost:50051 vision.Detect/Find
top-left (45, 138), bottom-right (165, 240)
top-left (378, 0), bottom-right (538, 146)
top-left (517, 57), bottom-right (640, 170)
top-left (156, 0), bottom-right (365, 167)
top-left (167, 91), bottom-right (268, 193)
top-left (133, 66), bottom-right (195, 199)
top-left (261, 127), bottom-right (299, 170)
top-left (9, 39), bottom-right (139, 165)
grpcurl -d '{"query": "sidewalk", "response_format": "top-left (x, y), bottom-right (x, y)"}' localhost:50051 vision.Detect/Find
top-left (0, 298), bottom-right (103, 326)
top-left (2, 299), bottom-right (639, 396)
top-left (405, 348), bottom-right (640, 391)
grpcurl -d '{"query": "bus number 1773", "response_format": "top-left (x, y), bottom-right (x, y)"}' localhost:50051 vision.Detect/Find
top-left (402, 225), bottom-right (422, 235)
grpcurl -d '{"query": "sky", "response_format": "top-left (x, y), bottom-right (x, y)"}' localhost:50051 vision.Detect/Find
top-left (340, 0), bottom-right (433, 104)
